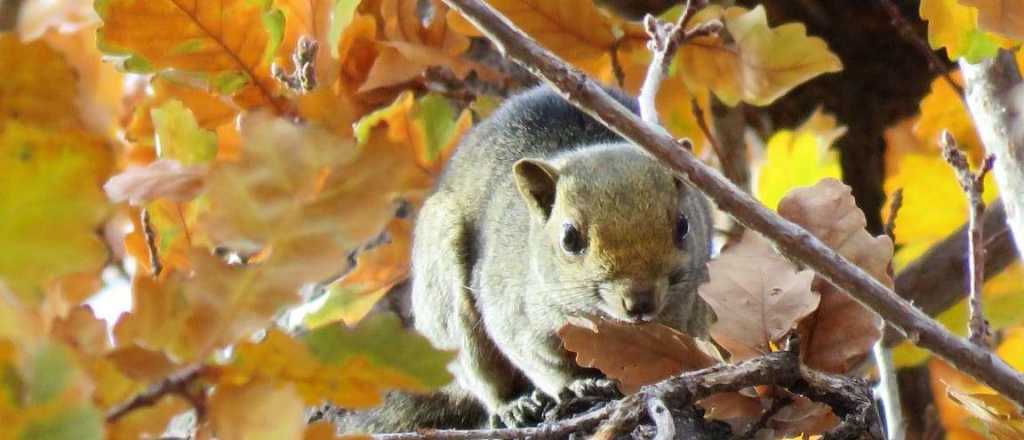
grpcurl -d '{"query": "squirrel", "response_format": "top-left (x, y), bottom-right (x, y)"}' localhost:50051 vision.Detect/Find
top-left (339, 86), bottom-right (715, 432)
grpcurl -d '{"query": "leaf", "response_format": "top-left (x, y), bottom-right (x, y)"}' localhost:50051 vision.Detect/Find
top-left (448, 0), bottom-right (617, 75)
top-left (223, 315), bottom-right (454, 408)
top-left (0, 121), bottom-right (111, 301)
top-left (151, 100), bottom-right (219, 164)
top-left (558, 317), bottom-right (721, 394)
top-left (16, 0), bottom-right (98, 41)
top-left (355, 91), bottom-right (471, 173)
top-left (108, 395), bottom-right (191, 440)
top-left (106, 345), bottom-right (179, 382)
top-left (919, 0), bottom-right (1015, 63)
top-left (96, 0), bottom-right (286, 110)
top-left (126, 76), bottom-right (238, 146)
top-left (756, 108), bottom-right (844, 210)
top-left (0, 35), bottom-right (80, 129)
top-left (958, 0), bottom-right (1024, 42)
top-left (210, 380), bottom-right (306, 440)
top-left (306, 218), bottom-right (413, 328)
top-left (947, 388), bottom-right (1024, 439)
top-left (104, 159), bottom-right (206, 206)
top-left (697, 231), bottom-right (819, 361)
top-left (914, 72), bottom-right (989, 165)
top-left (778, 178), bottom-right (890, 373)
top-left (200, 111), bottom-right (373, 283)
top-left (678, 5), bottom-right (842, 106)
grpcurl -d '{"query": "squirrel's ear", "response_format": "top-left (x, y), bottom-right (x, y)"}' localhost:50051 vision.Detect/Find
top-left (513, 159), bottom-right (560, 220)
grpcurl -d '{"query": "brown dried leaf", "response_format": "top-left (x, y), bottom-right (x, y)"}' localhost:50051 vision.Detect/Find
top-left (104, 159), bottom-right (206, 206)
top-left (558, 316), bottom-right (721, 394)
top-left (698, 232), bottom-right (819, 361)
top-left (778, 178), bottom-right (890, 373)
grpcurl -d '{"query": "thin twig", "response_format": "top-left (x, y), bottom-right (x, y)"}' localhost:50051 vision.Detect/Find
top-left (440, 0), bottom-right (1024, 407)
top-left (107, 366), bottom-right (203, 423)
top-left (877, 0), bottom-right (962, 95)
top-left (883, 188), bottom-right (904, 246)
top-left (638, 1), bottom-right (722, 126)
top-left (141, 208), bottom-right (163, 278)
top-left (941, 132), bottom-right (995, 347)
top-left (691, 97), bottom-right (725, 166)
top-left (735, 396), bottom-right (791, 440)
top-left (877, 187), bottom-right (906, 440)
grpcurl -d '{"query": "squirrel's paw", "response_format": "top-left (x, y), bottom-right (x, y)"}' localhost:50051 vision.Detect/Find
top-left (562, 377), bottom-right (621, 401)
top-left (493, 389), bottom-right (556, 428)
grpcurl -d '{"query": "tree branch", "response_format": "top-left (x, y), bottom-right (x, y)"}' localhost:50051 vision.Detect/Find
top-left (107, 366), bottom-right (203, 423)
top-left (941, 132), bottom-right (995, 347)
top-left (440, 0), bottom-right (1024, 407)
top-left (959, 50), bottom-right (1024, 262)
top-left (372, 342), bottom-right (879, 439)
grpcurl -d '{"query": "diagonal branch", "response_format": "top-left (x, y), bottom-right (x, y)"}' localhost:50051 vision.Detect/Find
top-left (440, 0), bottom-right (1024, 407)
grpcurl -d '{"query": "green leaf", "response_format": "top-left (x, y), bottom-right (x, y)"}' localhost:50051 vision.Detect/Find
top-left (412, 93), bottom-right (459, 163)
top-left (304, 313), bottom-right (455, 391)
top-left (151, 99), bottom-right (218, 165)
top-left (329, 0), bottom-right (362, 58)
top-left (18, 405), bottom-right (103, 440)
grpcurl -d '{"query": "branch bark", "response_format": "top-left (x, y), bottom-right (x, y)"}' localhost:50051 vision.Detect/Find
top-left (440, 0), bottom-right (1024, 407)
top-left (959, 50), bottom-right (1024, 261)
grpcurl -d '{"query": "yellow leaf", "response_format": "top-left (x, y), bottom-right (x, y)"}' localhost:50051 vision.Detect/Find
top-left (96, 0), bottom-right (287, 111)
top-left (914, 72), bottom-right (987, 165)
top-left (0, 35), bottom-right (80, 129)
top-left (919, 0), bottom-right (1015, 62)
top-left (126, 76), bottom-right (238, 146)
top-left (0, 121), bottom-right (111, 302)
top-left (108, 395), bottom-right (191, 440)
top-left (210, 380), bottom-right (306, 440)
top-left (306, 218), bottom-right (412, 327)
top-left (959, 0), bottom-right (1024, 41)
top-left (755, 109), bottom-right (844, 210)
top-left (447, 0), bottom-right (617, 75)
top-left (678, 5), bottom-right (842, 106)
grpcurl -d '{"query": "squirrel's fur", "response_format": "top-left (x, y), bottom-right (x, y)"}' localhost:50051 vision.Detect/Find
top-left (342, 86), bottom-right (715, 432)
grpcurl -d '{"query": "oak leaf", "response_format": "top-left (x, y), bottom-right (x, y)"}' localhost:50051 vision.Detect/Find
top-left (778, 179), bottom-right (890, 373)
top-left (96, 0), bottom-right (287, 110)
top-left (210, 380), bottom-right (306, 440)
top-left (0, 35), bottom-right (80, 129)
top-left (958, 0), bottom-right (1024, 42)
top-left (946, 387), bottom-right (1024, 439)
top-left (104, 159), bottom-right (206, 206)
top-left (697, 231), bottom-right (818, 361)
top-left (0, 121), bottom-right (111, 302)
top-left (126, 76), bottom-right (237, 147)
top-left (756, 108), bottom-right (844, 210)
top-left (678, 5), bottom-right (842, 106)
top-left (558, 316), bottom-right (721, 394)
top-left (108, 395), bottom-right (191, 440)
top-left (919, 0), bottom-right (1015, 62)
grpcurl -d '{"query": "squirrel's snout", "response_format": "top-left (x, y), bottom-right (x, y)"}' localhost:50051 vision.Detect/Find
top-left (622, 287), bottom-right (657, 321)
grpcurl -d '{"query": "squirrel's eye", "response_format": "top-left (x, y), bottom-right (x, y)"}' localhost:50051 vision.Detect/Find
top-left (561, 223), bottom-right (586, 256)
top-left (673, 214), bottom-right (689, 249)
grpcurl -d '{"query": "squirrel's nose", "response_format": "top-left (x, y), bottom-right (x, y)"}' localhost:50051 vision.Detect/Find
top-left (623, 288), bottom-right (656, 319)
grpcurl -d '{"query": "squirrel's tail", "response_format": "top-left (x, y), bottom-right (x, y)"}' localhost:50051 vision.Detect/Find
top-left (332, 390), bottom-right (488, 434)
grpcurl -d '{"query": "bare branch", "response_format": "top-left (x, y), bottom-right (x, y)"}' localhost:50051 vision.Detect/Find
top-left (941, 132), bottom-right (995, 347)
top-left (440, 0), bottom-right (1024, 406)
top-left (646, 397), bottom-right (675, 440)
top-left (141, 208), bottom-right (163, 278)
top-left (877, 0), bottom-right (961, 95)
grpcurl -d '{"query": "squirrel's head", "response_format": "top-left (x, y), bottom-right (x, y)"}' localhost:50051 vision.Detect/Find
top-left (513, 144), bottom-right (711, 324)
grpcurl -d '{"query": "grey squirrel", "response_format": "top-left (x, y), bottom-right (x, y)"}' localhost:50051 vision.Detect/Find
top-left (341, 86), bottom-right (715, 432)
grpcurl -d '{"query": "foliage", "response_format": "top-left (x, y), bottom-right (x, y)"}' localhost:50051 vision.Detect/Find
top-left (1, 0), bottom-right (1023, 438)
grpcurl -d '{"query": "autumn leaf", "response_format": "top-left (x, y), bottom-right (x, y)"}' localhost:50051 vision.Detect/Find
top-left (697, 231), bottom-right (819, 361)
top-left (96, 0), bottom-right (287, 110)
top-left (0, 121), bottom-right (111, 301)
top-left (449, 0), bottom-right (617, 75)
top-left (305, 218), bottom-right (413, 327)
top-left (678, 5), bottom-right (842, 106)
top-left (778, 178), bottom-right (890, 373)
top-left (108, 395), bottom-right (191, 440)
top-left (0, 35), bottom-right (80, 129)
top-left (919, 0), bottom-right (1015, 63)
top-left (756, 108), bottom-right (844, 210)
top-left (354, 91), bottom-right (472, 172)
top-left (104, 159), bottom-right (206, 206)
top-left (126, 76), bottom-right (238, 148)
top-left (558, 316), bottom-right (721, 394)
top-left (958, 0), bottom-right (1024, 42)
top-left (947, 387), bottom-right (1024, 439)
top-left (222, 314), bottom-right (454, 408)
top-left (210, 380), bottom-right (306, 440)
